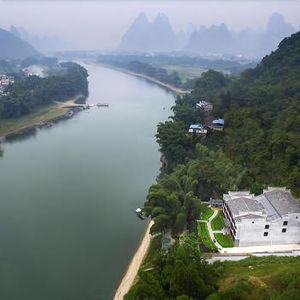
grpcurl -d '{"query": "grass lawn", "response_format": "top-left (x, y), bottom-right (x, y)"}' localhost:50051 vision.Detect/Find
top-left (200, 206), bottom-right (214, 221)
top-left (160, 64), bottom-right (208, 82)
top-left (214, 233), bottom-right (234, 248)
top-left (198, 222), bottom-right (218, 251)
top-left (213, 256), bottom-right (300, 300)
top-left (0, 105), bottom-right (67, 136)
top-left (211, 211), bottom-right (225, 231)
top-left (160, 64), bottom-right (231, 83)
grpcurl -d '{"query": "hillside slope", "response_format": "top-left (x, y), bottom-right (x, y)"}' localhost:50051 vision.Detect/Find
top-left (0, 28), bottom-right (38, 59)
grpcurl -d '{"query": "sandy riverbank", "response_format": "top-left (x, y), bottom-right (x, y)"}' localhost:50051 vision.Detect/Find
top-left (113, 220), bottom-right (154, 300)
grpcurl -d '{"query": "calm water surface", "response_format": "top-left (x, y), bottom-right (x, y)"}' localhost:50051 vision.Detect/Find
top-left (0, 63), bottom-right (174, 299)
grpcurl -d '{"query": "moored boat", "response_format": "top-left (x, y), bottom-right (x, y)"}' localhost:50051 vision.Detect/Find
top-left (97, 103), bottom-right (109, 107)
top-left (135, 208), bottom-right (146, 220)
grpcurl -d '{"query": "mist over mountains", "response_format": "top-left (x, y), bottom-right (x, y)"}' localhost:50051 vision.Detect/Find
top-left (119, 12), bottom-right (297, 58)
top-left (0, 27), bottom-right (38, 59)
top-left (10, 26), bottom-right (65, 53)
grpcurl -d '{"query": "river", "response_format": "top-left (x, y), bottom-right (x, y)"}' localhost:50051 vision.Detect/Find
top-left (0, 63), bottom-right (175, 300)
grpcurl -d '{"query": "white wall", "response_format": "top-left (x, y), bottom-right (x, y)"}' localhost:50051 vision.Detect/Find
top-left (236, 213), bottom-right (300, 246)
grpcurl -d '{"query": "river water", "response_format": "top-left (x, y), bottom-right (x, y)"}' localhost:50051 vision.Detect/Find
top-left (0, 63), bottom-right (174, 300)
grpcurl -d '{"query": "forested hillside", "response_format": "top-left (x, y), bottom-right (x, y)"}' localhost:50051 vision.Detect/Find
top-left (126, 32), bottom-right (300, 299)
top-left (212, 31), bottom-right (300, 196)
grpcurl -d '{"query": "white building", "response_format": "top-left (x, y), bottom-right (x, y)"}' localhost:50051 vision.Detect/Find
top-left (223, 187), bottom-right (300, 247)
top-left (0, 75), bottom-right (15, 96)
top-left (196, 101), bottom-right (213, 112)
top-left (188, 124), bottom-right (207, 135)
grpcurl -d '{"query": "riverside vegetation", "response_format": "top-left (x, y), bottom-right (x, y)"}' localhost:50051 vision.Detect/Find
top-left (125, 31), bottom-right (300, 299)
top-left (97, 54), bottom-right (255, 90)
top-left (0, 61), bottom-right (88, 119)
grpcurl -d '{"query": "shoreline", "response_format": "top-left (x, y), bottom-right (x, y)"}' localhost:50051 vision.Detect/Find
top-left (90, 61), bottom-right (191, 95)
top-left (113, 220), bottom-right (154, 300)
top-left (0, 94), bottom-right (86, 140)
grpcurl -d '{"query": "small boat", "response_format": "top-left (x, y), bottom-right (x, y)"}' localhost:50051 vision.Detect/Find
top-left (135, 208), bottom-right (146, 220)
top-left (97, 103), bottom-right (109, 107)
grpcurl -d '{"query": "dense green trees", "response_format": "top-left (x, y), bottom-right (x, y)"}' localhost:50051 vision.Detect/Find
top-left (125, 234), bottom-right (217, 300)
top-left (0, 62), bottom-right (88, 118)
top-left (145, 164), bottom-right (201, 235)
top-left (144, 143), bottom-right (243, 235)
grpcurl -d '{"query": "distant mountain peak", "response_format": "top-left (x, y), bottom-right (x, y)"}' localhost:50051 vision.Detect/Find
top-left (119, 12), bottom-right (176, 52)
top-left (134, 12), bottom-right (149, 25)
top-left (9, 25), bottom-right (21, 39)
top-left (154, 13), bottom-right (169, 22)
top-left (266, 12), bottom-right (295, 35)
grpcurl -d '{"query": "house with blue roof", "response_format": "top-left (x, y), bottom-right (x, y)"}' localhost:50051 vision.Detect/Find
top-left (211, 118), bottom-right (224, 131)
top-left (188, 124), bottom-right (207, 135)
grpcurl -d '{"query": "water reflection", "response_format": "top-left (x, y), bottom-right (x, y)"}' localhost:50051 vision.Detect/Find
top-left (5, 127), bottom-right (38, 144)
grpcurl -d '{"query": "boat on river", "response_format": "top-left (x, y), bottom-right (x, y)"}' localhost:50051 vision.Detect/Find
top-left (97, 103), bottom-right (109, 107)
top-left (135, 208), bottom-right (146, 220)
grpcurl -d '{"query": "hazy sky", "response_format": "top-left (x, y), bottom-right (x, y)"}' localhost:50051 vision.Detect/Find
top-left (0, 0), bottom-right (299, 50)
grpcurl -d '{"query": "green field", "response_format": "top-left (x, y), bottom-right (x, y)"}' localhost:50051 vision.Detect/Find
top-left (160, 64), bottom-right (208, 82)
top-left (211, 211), bottom-right (225, 231)
top-left (200, 206), bottom-right (214, 221)
top-left (198, 222), bottom-right (218, 251)
top-left (214, 233), bottom-right (234, 248)
top-left (0, 105), bottom-right (67, 136)
top-left (210, 256), bottom-right (300, 300)
top-left (160, 64), bottom-right (230, 82)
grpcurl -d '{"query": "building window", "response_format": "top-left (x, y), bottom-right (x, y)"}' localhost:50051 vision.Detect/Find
top-left (264, 232), bottom-right (268, 236)
top-left (283, 221), bottom-right (288, 226)
top-left (265, 224), bottom-right (269, 229)
top-left (282, 228), bottom-right (287, 233)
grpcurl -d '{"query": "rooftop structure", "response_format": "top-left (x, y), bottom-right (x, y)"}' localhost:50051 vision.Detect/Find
top-left (196, 100), bottom-right (213, 112)
top-left (211, 118), bottom-right (224, 131)
top-left (223, 187), bottom-right (300, 246)
top-left (0, 74), bottom-right (14, 96)
top-left (212, 118), bottom-right (224, 126)
top-left (188, 124), bottom-right (207, 135)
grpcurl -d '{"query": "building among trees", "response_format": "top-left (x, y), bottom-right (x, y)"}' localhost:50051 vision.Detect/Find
top-left (223, 187), bottom-right (300, 247)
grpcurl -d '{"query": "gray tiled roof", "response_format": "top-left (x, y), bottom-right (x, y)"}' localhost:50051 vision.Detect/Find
top-left (237, 214), bottom-right (266, 220)
top-left (224, 187), bottom-right (300, 221)
top-left (263, 187), bottom-right (300, 216)
top-left (224, 196), bottom-right (264, 218)
top-left (256, 195), bottom-right (281, 221)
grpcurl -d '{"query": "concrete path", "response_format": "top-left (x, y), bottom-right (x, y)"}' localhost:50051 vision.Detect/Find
top-left (207, 210), bottom-right (223, 251)
top-left (222, 243), bottom-right (300, 254)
